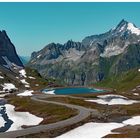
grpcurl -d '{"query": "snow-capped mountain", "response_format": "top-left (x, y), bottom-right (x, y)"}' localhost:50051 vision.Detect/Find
top-left (28, 19), bottom-right (140, 86)
top-left (112, 19), bottom-right (140, 36)
top-left (82, 19), bottom-right (140, 58)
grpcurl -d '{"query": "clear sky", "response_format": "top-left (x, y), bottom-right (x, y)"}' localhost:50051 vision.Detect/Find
top-left (0, 2), bottom-right (140, 56)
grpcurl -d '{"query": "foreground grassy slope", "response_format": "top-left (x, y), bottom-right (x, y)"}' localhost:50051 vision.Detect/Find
top-left (7, 95), bottom-right (77, 125)
top-left (95, 68), bottom-right (140, 92)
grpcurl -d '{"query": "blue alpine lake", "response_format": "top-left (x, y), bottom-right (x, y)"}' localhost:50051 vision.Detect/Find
top-left (42, 87), bottom-right (105, 95)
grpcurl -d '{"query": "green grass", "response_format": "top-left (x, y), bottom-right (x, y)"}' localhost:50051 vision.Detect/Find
top-left (7, 95), bottom-right (77, 124)
top-left (43, 96), bottom-right (107, 112)
top-left (96, 68), bottom-right (140, 92)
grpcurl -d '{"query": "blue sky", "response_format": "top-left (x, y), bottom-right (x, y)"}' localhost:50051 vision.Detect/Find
top-left (0, 2), bottom-right (140, 56)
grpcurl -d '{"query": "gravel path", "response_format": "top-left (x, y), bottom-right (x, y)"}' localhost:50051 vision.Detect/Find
top-left (0, 94), bottom-right (100, 138)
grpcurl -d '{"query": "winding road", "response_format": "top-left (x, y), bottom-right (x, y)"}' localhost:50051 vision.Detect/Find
top-left (0, 94), bottom-right (100, 138)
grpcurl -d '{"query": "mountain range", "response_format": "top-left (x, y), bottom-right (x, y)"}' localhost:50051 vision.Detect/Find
top-left (28, 19), bottom-right (140, 86)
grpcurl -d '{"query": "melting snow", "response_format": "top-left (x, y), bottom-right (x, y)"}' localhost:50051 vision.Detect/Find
top-left (133, 93), bottom-right (139, 96)
top-left (0, 93), bottom-right (8, 98)
top-left (28, 76), bottom-right (36, 79)
top-left (85, 94), bottom-right (138, 105)
top-left (97, 94), bottom-right (127, 99)
top-left (100, 45), bottom-right (126, 58)
top-left (127, 23), bottom-right (140, 35)
top-left (2, 83), bottom-right (17, 91)
top-left (0, 76), bottom-right (4, 79)
top-left (20, 79), bottom-right (30, 88)
top-left (87, 98), bottom-right (138, 105)
top-left (123, 116), bottom-right (140, 125)
top-left (59, 115), bottom-right (140, 138)
top-left (5, 104), bottom-right (43, 132)
top-left (20, 79), bottom-right (29, 85)
top-left (25, 85), bottom-right (30, 88)
top-left (19, 69), bottom-right (27, 78)
top-left (17, 90), bottom-right (33, 96)
top-left (58, 122), bottom-right (124, 138)
top-left (37, 54), bottom-right (41, 58)
top-left (43, 90), bottom-right (55, 95)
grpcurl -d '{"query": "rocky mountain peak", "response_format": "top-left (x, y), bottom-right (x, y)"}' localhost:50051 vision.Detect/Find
top-left (115, 19), bottom-right (128, 29)
top-left (64, 40), bottom-right (79, 47)
top-left (113, 19), bottom-right (140, 36)
top-left (0, 30), bottom-right (23, 71)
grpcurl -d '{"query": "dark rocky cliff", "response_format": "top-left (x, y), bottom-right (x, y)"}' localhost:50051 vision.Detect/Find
top-left (0, 30), bottom-right (23, 70)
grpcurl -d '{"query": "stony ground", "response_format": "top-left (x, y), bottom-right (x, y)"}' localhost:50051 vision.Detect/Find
top-left (5, 87), bottom-right (140, 138)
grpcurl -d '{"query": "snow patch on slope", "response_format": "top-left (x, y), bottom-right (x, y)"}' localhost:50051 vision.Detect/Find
top-left (20, 79), bottom-right (29, 85)
top-left (20, 79), bottom-right (30, 88)
top-left (59, 115), bottom-right (140, 138)
top-left (0, 76), bottom-right (4, 79)
top-left (37, 54), bottom-right (41, 58)
top-left (133, 93), bottom-right (139, 96)
top-left (127, 23), bottom-right (140, 35)
top-left (58, 122), bottom-right (124, 138)
top-left (19, 69), bottom-right (27, 78)
top-left (19, 69), bottom-right (32, 88)
top-left (123, 116), bottom-right (140, 125)
top-left (17, 90), bottom-right (33, 96)
top-left (100, 45), bottom-right (126, 58)
top-left (5, 104), bottom-right (43, 132)
top-left (98, 94), bottom-right (127, 99)
top-left (87, 98), bottom-right (138, 105)
top-left (28, 76), bottom-right (36, 79)
top-left (2, 83), bottom-right (17, 91)
top-left (85, 94), bottom-right (138, 105)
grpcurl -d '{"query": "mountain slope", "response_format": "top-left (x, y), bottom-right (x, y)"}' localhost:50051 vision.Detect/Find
top-left (96, 68), bottom-right (140, 92)
top-left (0, 30), bottom-right (23, 69)
top-left (28, 19), bottom-right (140, 86)
top-left (0, 30), bottom-right (26, 93)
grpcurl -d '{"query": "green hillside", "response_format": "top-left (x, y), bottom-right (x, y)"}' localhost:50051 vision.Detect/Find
top-left (96, 68), bottom-right (140, 92)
